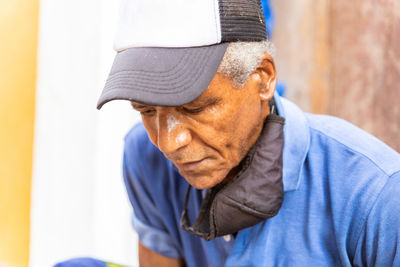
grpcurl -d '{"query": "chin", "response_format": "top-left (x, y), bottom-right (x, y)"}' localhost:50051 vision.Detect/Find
top-left (179, 170), bottom-right (228, 189)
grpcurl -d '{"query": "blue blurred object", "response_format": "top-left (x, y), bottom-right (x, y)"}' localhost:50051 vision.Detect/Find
top-left (260, 0), bottom-right (286, 96)
top-left (54, 257), bottom-right (107, 267)
top-left (276, 81), bottom-right (286, 97)
top-left (260, 0), bottom-right (274, 38)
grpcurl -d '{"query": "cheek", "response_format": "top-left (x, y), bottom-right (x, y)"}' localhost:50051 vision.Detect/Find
top-left (198, 117), bottom-right (242, 162)
top-left (141, 117), bottom-right (158, 145)
top-left (220, 103), bottom-right (262, 159)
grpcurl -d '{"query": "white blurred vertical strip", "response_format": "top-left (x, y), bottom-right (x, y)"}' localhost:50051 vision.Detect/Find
top-left (30, 0), bottom-right (140, 266)
top-left (91, 0), bottom-right (139, 264)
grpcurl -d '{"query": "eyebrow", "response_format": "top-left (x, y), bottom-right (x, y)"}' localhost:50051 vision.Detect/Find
top-left (186, 96), bottom-right (221, 107)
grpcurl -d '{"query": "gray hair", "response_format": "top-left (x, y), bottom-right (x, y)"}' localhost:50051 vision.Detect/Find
top-left (218, 40), bottom-right (275, 87)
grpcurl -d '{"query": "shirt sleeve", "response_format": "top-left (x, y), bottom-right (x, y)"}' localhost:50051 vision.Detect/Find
top-left (353, 171), bottom-right (400, 266)
top-left (122, 124), bottom-right (181, 259)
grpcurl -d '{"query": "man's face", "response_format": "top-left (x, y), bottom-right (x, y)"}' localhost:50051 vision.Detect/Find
top-left (132, 72), bottom-right (272, 189)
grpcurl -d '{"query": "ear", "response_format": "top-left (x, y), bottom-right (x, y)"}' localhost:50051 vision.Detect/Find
top-left (255, 52), bottom-right (277, 101)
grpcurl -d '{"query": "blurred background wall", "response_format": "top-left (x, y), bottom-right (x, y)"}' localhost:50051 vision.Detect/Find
top-left (30, 0), bottom-right (140, 266)
top-left (0, 0), bottom-right (39, 266)
top-left (1, 0), bottom-right (141, 266)
top-left (272, 0), bottom-right (400, 151)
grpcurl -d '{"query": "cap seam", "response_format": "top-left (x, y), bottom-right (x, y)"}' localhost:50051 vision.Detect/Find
top-left (111, 48), bottom-right (190, 76)
top-left (107, 48), bottom-right (207, 81)
top-left (109, 45), bottom-right (223, 78)
top-left (102, 49), bottom-right (213, 94)
top-left (105, 47), bottom-right (212, 87)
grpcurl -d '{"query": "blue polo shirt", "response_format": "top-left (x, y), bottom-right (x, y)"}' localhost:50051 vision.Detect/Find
top-left (123, 95), bottom-right (400, 266)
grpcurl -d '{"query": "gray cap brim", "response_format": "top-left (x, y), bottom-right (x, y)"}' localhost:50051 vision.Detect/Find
top-left (97, 43), bottom-right (228, 109)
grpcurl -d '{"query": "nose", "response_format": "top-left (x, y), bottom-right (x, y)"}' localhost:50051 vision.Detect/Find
top-left (156, 112), bottom-right (192, 154)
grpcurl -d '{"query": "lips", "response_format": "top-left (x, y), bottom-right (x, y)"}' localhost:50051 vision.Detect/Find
top-left (175, 158), bottom-right (207, 172)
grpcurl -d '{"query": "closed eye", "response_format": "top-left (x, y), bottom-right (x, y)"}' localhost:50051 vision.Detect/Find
top-left (182, 107), bottom-right (204, 114)
top-left (130, 102), bottom-right (156, 116)
top-left (139, 109), bottom-right (155, 115)
top-left (181, 97), bottom-right (221, 114)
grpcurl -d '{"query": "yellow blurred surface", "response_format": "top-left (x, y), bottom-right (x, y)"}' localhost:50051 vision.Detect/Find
top-left (0, 0), bottom-right (39, 266)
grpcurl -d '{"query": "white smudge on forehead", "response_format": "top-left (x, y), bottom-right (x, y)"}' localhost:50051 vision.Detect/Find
top-left (166, 114), bottom-right (190, 146)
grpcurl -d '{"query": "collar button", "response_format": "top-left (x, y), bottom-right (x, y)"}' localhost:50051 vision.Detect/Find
top-left (223, 235), bottom-right (232, 242)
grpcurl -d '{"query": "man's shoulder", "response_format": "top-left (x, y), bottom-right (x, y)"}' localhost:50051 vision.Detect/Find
top-left (291, 108), bottom-right (400, 258)
top-left (124, 122), bottom-right (156, 153)
top-left (124, 122), bottom-right (149, 146)
top-left (124, 122), bottom-right (167, 168)
top-left (305, 112), bottom-right (400, 177)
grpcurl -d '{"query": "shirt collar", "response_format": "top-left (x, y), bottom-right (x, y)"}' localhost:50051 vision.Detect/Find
top-left (274, 93), bottom-right (310, 192)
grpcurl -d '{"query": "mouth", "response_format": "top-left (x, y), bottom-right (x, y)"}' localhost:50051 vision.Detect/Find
top-left (175, 158), bottom-right (208, 172)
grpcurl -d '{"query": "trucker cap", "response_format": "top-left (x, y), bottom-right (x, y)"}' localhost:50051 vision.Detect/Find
top-left (97, 0), bottom-right (267, 109)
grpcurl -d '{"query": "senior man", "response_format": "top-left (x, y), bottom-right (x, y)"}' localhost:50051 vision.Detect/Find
top-left (86, 0), bottom-right (400, 266)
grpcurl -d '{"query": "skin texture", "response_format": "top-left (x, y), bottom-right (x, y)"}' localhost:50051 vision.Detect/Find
top-left (132, 53), bottom-right (276, 190)
top-left (132, 52), bottom-right (276, 266)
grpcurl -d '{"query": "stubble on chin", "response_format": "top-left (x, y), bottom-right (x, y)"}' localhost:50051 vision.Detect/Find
top-left (180, 167), bottom-right (231, 189)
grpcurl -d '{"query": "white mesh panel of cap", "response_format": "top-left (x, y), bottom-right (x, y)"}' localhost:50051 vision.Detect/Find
top-left (114, 0), bottom-right (222, 51)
